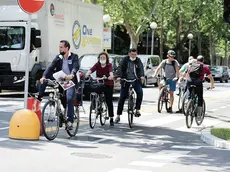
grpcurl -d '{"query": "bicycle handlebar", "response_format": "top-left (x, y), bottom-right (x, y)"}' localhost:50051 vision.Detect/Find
top-left (121, 78), bottom-right (137, 82)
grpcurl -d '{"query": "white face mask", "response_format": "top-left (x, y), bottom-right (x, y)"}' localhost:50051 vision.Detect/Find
top-left (100, 59), bottom-right (106, 64)
top-left (130, 57), bottom-right (136, 61)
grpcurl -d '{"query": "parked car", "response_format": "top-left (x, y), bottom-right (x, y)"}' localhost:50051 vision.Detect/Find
top-left (79, 53), bottom-right (122, 98)
top-left (138, 55), bottom-right (161, 87)
top-left (206, 66), bottom-right (229, 83)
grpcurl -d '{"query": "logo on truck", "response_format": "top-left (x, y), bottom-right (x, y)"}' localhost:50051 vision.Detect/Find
top-left (50, 3), bottom-right (55, 16)
top-left (72, 20), bottom-right (81, 49)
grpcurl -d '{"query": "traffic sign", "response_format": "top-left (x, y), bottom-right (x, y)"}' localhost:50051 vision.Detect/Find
top-left (17, 0), bottom-right (45, 14)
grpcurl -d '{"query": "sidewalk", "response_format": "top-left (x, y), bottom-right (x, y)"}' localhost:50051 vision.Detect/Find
top-left (201, 121), bottom-right (230, 150)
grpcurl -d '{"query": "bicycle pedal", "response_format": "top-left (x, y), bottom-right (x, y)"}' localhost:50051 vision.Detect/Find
top-left (105, 117), bottom-right (109, 120)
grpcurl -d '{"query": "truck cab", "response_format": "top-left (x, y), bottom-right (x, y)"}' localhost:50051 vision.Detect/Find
top-left (0, 6), bottom-right (42, 92)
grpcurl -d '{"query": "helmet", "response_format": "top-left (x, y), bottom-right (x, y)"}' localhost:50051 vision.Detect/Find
top-left (167, 50), bottom-right (176, 58)
top-left (197, 55), bottom-right (204, 62)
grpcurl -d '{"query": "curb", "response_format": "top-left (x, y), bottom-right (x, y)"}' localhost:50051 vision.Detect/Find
top-left (201, 130), bottom-right (230, 150)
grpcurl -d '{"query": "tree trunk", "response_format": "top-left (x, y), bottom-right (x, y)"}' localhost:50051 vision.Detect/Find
top-left (125, 22), bottom-right (139, 49)
top-left (160, 0), bottom-right (164, 60)
top-left (209, 33), bottom-right (213, 65)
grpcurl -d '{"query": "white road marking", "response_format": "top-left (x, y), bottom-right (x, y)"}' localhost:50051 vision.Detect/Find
top-left (139, 115), bottom-right (184, 127)
top-left (108, 168), bottom-right (152, 172)
top-left (129, 161), bottom-right (166, 167)
top-left (0, 127), bottom-right (9, 131)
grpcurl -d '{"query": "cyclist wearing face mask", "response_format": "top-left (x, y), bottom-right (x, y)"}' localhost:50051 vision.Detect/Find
top-left (85, 52), bottom-right (115, 126)
top-left (115, 48), bottom-right (145, 123)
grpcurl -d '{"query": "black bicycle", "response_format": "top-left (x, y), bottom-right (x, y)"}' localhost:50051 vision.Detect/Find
top-left (121, 78), bottom-right (137, 128)
top-left (41, 79), bottom-right (80, 140)
top-left (88, 76), bottom-right (109, 129)
top-left (185, 85), bottom-right (206, 128)
top-left (157, 78), bottom-right (171, 113)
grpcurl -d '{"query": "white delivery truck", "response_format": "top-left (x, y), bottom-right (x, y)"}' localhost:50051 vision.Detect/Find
top-left (0, 0), bottom-right (104, 92)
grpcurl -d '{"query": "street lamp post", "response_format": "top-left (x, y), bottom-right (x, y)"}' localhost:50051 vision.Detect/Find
top-left (103, 14), bottom-right (111, 53)
top-left (187, 33), bottom-right (193, 56)
top-left (150, 22), bottom-right (157, 55)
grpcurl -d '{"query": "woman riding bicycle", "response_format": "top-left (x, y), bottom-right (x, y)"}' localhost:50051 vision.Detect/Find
top-left (85, 52), bottom-right (115, 126)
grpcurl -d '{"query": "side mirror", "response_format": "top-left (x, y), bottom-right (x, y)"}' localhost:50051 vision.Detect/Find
top-left (34, 38), bottom-right (41, 48)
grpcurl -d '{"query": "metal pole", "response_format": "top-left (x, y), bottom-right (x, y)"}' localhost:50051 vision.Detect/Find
top-left (151, 30), bottom-right (155, 55)
top-left (24, 14), bottom-right (31, 109)
top-left (146, 30), bottom-right (149, 54)
top-left (189, 39), bottom-right (191, 57)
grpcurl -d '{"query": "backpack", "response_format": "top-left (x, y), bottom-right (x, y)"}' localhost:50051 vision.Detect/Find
top-left (163, 59), bottom-right (176, 73)
top-left (188, 63), bottom-right (203, 78)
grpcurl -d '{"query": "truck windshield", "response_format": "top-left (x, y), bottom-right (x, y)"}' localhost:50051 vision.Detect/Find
top-left (0, 26), bottom-right (25, 50)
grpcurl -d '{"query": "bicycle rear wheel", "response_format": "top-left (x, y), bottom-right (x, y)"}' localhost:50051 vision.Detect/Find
top-left (100, 101), bottom-right (108, 126)
top-left (185, 100), bottom-right (194, 129)
top-left (41, 100), bottom-right (59, 141)
top-left (89, 94), bottom-right (97, 129)
top-left (195, 99), bottom-right (206, 126)
top-left (157, 88), bottom-right (164, 113)
top-left (128, 93), bottom-right (134, 128)
top-left (67, 106), bottom-right (80, 137)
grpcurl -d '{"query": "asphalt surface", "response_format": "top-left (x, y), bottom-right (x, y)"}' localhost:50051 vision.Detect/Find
top-left (0, 82), bottom-right (230, 172)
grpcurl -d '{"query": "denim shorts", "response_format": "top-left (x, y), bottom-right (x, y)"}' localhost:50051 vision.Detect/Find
top-left (166, 79), bottom-right (176, 91)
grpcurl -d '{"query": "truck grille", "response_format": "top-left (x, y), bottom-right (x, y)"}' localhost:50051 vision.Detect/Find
top-left (0, 63), bottom-right (11, 73)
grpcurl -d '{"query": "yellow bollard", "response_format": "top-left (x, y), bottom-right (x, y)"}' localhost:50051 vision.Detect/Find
top-left (9, 109), bottom-right (40, 140)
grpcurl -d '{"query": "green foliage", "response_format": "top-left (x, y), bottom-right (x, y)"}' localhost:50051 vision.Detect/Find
top-left (85, 0), bottom-right (230, 62)
top-left (211, 128), bottom-right (230, 141)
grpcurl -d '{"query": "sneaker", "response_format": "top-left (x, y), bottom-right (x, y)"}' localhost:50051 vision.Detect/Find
top-left (115, 115), bottom-right (120, 123)
top-left (110, 118), bottom-right (114, 126)
top-left (167, 107), bottom-right (173, 113)
top-left (135, 110), bottom-right (141, 117)
top-left (66, 121), bottom-right (73, 130)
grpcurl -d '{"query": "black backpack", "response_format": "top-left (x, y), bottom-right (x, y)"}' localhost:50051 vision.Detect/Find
top-left (189, 63), bottom-right (203, 78)
top-left (163, 59), bottom-right (176, 73)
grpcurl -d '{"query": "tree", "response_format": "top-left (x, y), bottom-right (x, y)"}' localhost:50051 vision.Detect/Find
top-left (85, 0), bottom-right (159, 49)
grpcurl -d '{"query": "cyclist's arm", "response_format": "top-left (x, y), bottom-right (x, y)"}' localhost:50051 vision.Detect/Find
top-left (116, 57), bottom-right (126, 78)
top-left (70, 54), bottom-right (79, 76)
top-left (138, 59), bottom-right (145, 78)
top-left (43, 55), bottom-right (59, 78)
top-left (86, 63), bottom-right (97, 77)
top-left (207, 74), bottom-right (214, 88)
top-left (153, 61), bottom-right (164, 76)
top-left (108, 63), bottom-right (114, 79)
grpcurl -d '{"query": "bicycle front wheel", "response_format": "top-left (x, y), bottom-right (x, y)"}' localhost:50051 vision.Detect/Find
top-left (41, 100), bottom-right (59, 141)
top-left (89, 94), bottom-right (97, 129)
top-left (157, 88), bottom-right (164, 113)
top-left (67, 106), bottom-right (80, 137)
top-left (128, 93), bottom-right (135, 128)
top-left (178, 90), bottom-right (184, 111)
top-left (185, 100), bottom-right (194, 129)
top-left (100, 101), bottom-right (108, 126)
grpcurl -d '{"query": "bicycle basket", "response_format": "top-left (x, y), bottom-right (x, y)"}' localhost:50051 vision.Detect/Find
top-left (90, 82), bottom-right (105, 94)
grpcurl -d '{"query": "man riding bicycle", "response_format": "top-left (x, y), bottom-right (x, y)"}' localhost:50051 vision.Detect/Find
top-left (153, 50), bottom-right (180, 113)
top-left (38, 40), bottom-right (80, 130)
top-left (185, 55), bottom-right (214, 119)
top-left (115, 48), bottom-right (145, 123)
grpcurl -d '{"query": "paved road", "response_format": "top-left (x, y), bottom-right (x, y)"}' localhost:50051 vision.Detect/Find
top-left (0, 82), bottom-right (230, 172)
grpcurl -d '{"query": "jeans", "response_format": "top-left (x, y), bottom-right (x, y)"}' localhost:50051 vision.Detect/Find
top-left (39, 82), bottom-right (75, 123)
top-left (117, 81), bottom-right (143, 115)
top-left (187, 80), bottom-right (203, 107)
top-left (104, 85), bottom-right (114, 117)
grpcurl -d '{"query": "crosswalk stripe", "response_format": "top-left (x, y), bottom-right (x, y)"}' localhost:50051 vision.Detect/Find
top-left (108, 168), bottom-right (152, 172)
top-left (139, 115), bottom-right (184, 127)
top-left (129, 161), bottom-right (166, 167)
